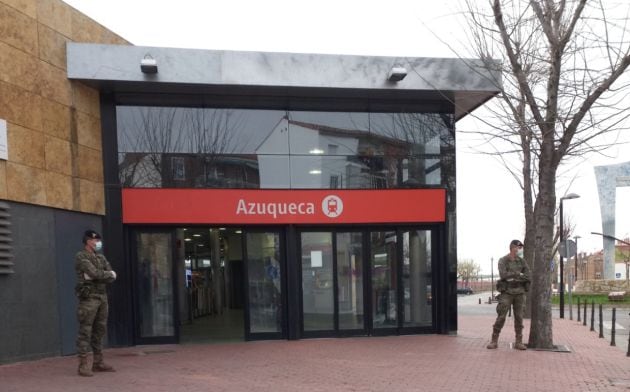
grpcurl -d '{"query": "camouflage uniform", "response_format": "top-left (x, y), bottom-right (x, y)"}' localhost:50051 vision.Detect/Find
top-left (489, 254), bottom-right (530, 349)
top-left (75, 249), bottom-right (115, 373)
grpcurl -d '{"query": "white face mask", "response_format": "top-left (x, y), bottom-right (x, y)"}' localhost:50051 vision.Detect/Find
top-left (517, 248), bottom-right (524, 258)
top-left (94, 241), bottom-right (103, 252)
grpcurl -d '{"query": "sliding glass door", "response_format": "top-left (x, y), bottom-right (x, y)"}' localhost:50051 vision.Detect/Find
top-left (133, 229), bottom-right (178, 344)
top-left (244, 230), bottom-right (285, 339)
top-left (299, 227), bottom-right (433, 337)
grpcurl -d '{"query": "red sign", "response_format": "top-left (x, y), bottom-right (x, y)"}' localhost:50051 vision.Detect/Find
top-left (122, 188), bottom-right (446, 224)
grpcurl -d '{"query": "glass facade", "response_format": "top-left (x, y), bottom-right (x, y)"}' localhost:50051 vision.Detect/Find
top-left (113, 102), bottom-right (453, 342)
top-left (116, 107), bottom-right (454, 189)
top-left (402, 230), bottom-right (432, 327)
top-left (246, 232), bottom-right (283, 333)
top-left (371, 231), bottom-right (398, 329)
top-left (135, 232), bottom-right (175, 338)
top-left (301, 232), bottom-right (334, 331)
top-left (336, 232), bottom-right (364, 330)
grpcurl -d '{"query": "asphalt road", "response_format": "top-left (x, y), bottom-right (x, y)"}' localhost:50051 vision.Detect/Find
top-left (457, 290), bottom-right (630, 354)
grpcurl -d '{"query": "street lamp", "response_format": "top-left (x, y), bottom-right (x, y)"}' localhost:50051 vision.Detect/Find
top-left (574, 235), bottom-right (581, 281)
top-left (559, 192), bottom-right (580, 319)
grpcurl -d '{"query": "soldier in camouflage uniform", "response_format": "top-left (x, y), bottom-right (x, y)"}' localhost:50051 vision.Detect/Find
top-left (487, 239), bottom-right (530, 350)
top-left (75, 230), bottom-right (117, 377)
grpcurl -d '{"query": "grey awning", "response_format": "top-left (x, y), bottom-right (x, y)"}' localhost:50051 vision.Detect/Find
top-left (67, 43), bottom-right (500, 120)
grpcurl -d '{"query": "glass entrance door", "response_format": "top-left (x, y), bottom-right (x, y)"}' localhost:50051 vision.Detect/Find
top-left (370, 229), bottom-right (434, 333)
top-left (402, 230), bottom-right (432, 328)
top-left (301, 232), bottom-right (334, 332)
top-left (244, 230), bottom-right (285, 339)
top-left (133, 230), bottom-right (178, 344)
top-left (336, 232), bottom-right (364, 332)
top-left (370, 230), bottom-right (398, 333)
top-left (299, 230), bottom-right (366, 337)
top-left (299, 227), bottom-right (433, 338)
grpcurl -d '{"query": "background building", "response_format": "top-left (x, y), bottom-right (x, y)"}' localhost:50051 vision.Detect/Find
top-left (0, 0), bottom-right (499, 363)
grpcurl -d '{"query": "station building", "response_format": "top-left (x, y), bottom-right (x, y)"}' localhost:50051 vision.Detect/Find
top-left (0, 0), bottom-right (499, 362)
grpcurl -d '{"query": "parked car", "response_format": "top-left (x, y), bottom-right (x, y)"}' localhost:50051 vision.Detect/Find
top-left (457, 287), bottom-right (473, 295)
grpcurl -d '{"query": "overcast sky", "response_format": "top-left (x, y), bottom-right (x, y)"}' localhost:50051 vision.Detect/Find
top-left (62, 0), bottom-right (630, 274)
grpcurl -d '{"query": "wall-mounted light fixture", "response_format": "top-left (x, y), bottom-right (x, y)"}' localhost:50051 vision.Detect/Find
top-left (140, 54), bottom-right (158, 74)
top-left (388, 66), bottom-right (407, 82)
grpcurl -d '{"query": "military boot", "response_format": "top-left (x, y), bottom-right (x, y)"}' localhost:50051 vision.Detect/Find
top-left (92, 353), bottom-right (116, 372)
top-left (514, 335), bottom-right (527, 350)
top-left (486, 331), bottom-right (499, 349)
top-left (78, 356), bottom-right (93, 377)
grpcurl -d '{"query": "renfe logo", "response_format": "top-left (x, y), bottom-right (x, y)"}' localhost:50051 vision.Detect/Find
top-left (322, 195), bottom-right (343, 218)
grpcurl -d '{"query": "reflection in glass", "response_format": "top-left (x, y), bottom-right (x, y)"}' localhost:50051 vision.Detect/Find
top-left (403, 230), bottom-right (432, 327)
top-left (301, 232), bottom-right (334, 331)
top-left (371, 231), bottom-right (397, 328)
top-left (136, 232), bottom-right (174, 337)
top-left (337, 232), bottom-right (364, 330)
top-left (288, 111), bottom-right (370, 141)
top-left (246, 232), bottom-right (282, 333)
top-left (116, 106), bottom-right (454, 189)
top-left (257, 155), bottom-right (290, 189)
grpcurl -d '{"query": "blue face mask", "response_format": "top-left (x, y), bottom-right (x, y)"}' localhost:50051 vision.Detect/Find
top-left (94, 241), bottom-right (103, 252)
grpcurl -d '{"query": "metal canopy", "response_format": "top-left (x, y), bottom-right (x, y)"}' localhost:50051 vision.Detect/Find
top-left (67, 43), bottom-right (500, 120)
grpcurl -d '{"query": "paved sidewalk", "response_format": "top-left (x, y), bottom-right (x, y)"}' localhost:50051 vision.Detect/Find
top-left (1, 314), bottom-right (629, 392)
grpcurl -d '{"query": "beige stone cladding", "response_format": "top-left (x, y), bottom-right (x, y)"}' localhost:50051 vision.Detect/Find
top-left (0, 0), bottom-right (129, 214)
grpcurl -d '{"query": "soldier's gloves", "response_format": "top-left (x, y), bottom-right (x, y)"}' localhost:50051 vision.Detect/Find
top-left (83, 273), bottom-right (92, 281)
top-left (107, 270), bottom-right (117, 280)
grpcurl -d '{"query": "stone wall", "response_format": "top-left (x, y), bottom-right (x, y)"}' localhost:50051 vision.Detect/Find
top-left (0, 0), bottom-right (128, 214)
top-left (573, 279), bottom-right (630, 294)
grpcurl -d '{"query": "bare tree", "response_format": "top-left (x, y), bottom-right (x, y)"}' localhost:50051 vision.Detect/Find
top-left (458, 258), bottom-right (481, 286)
top-left (460, 0), bottom-right (630, 348)
top-left (118, 107), bottom-right (245, 187)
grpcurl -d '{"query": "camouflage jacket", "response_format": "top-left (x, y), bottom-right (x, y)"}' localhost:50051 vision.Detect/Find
top-left (497, 254), bottom-right (530, 294)
top-left (75, 250), bottom-right (114, 297)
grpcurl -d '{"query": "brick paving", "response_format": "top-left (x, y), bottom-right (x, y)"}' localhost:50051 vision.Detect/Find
top-left (1, 314), bottom-right (629, 392)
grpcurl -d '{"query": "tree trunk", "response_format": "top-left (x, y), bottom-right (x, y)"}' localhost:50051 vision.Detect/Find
top-left (521, 121), bottom-right (535, 319)
top-left (527, 160), bottom-right (557, 349)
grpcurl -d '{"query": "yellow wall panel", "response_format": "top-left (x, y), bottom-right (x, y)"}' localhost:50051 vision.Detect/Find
top-left (45, 135), bottom-right (72, 175)
top-left (76, 110), bottom-right (101, 150)
top-left (77, 144), bottom-right (103, 182)
top-left (1, 0), bottom-right (37, 18)
top-left (37, 60), bottom-right (72, 106)
top-left (78, 178), bottom-right (104, 214)
top-left (0, 160), bottom-right (6, 199)
top-left (0, 41), bottom-right (39, 92)
top-left (45, 170), bottom-right (72, 209)
top-left (6, 161), bottom-right (46, 204)
top-left (0, 82), bottom-right (42, 131)
top-left (7, 123), bottom-right (45, 169)
top-left (0, 1), bottom-right (37, 55)
top-left (72, 82), bottom-right (100, 118)
top-left (40, 98), bottom-right (71, 140)
top-left (36, 0), bottom-right (71, 38)
top-left (38, 23), bottom-right (68, 70)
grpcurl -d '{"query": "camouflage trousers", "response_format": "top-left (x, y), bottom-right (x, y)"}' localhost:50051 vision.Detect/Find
top-left (76, 294), bottom-right (109, 357)
top-left (492, 292), bottom-right (525, 335)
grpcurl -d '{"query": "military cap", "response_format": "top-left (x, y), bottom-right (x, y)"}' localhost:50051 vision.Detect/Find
top-left (83, 230), bottom-right (101, 242)
top-left (510, 239), bottom-right (523, 247)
